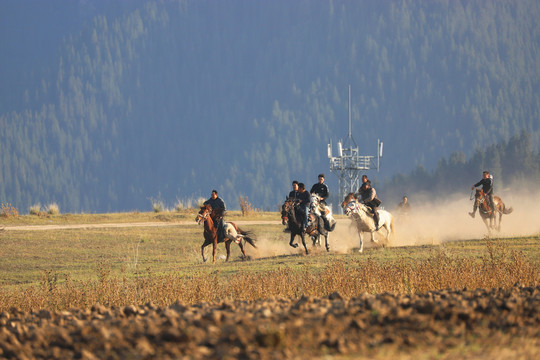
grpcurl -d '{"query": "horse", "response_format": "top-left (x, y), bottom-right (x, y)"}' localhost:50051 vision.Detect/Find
top-left (473, 189), bottom-right (513, 235)
top-left (310, 194), bottom-right (337, 246)
top-left (195, 205), bottom-right (256, 263)
top-left (342, 193), bottom-right (395, 253)
top-left (281, 198), bottom-right (329, 253)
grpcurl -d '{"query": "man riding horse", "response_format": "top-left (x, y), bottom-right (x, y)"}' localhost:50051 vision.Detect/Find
top-left (297, 183), bottom-right (311, 232)
top-left (203, 189), bottom-right (227, 241)
top-left (310, 173), bottom-right (333, 224)
top-left (469, 171), bottom-right (494, 219)
top-left (356, 180), bottom-right (382, 230)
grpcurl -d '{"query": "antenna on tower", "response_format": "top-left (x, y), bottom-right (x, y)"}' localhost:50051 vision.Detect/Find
top-left (328, 85), bottom-right (383, 212)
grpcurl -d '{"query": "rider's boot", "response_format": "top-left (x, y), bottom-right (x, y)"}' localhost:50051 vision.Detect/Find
top-left (374, 212), bottom-right (380, 231)
top-left (469, 205), bottom-right (477, 218)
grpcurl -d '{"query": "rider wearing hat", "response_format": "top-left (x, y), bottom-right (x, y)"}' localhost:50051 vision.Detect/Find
top-left (357, 180), bottom-right (382, 230)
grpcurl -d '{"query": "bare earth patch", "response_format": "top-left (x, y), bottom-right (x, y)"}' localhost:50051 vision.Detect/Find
top-left (0, 285), bottom-right (538, 359)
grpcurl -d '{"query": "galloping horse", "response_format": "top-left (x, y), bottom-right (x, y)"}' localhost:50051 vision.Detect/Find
top-left (473, 189), bottom-right (513, 235)
top-left (281, 198), bottom-right (329, 253)
top-left (342, 193), bottom-right (395, 253)
top-left (195, 205), bottom-right (256, 263)
top-left (309, 194), bottom-right (337, 247)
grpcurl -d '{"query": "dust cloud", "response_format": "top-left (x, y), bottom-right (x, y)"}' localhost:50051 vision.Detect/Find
top-left (246, 186), bottom-right (540, 258)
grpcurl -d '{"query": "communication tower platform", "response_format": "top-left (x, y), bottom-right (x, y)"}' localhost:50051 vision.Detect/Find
top-left (328, 86), bottom-right (383, 210)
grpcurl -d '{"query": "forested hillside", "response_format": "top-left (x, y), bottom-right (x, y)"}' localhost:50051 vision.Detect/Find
top-left (1, 0), bottom-right (538, 213)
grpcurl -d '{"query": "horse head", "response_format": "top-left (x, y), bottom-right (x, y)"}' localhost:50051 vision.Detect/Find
top-left (342, 192), bottom-right (357, 210)
top-left (474, 189), bottom-right (485, 205)
top-left (344, 200), bottom-right (359, 216)
top-left (282, 198), bottom-right (301, 225)
top-left (310, 194), bottom-right (322, 214)
top-left (196, 204), bottom-right (212, 225)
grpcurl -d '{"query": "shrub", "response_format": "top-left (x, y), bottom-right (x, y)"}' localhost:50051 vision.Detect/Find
top-left (29, 204), bottom-right (41, 215)
top-left (45, 203), bottom-right (60, 215)
top-left (196, 197), bottom-right (206, 208)
top-left (239, 196), bottom-right (258, 216)
top-left (174, 199), bottom-right (184, 212)
top-left (152, 200), bottom-right (165, 213)
top-left (0, 203), bottom-right (19, 218)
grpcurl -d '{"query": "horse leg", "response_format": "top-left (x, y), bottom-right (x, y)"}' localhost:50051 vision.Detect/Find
top-left (371, 230), bottom-right (379, 243)
top-left (300, 233), bottom-right (309, 255)
top-left (312, 234), bottom-right (320, 246)
top-left (212, 239), bottom-right (217, 264)
top-left (289, 233), bottom-right (298, 248)
top-left (237, 241), bottom-right (247, 259)
top-left (498, 211), bottom-right (502, 232)
top-left (201, 241), bottom-right (210, 262)
top-left (482, 218), bottom-right (491, 237)
top-left (357, 231), bottom-right (364, 253)
top-left (324, 234), bottom-right (330, 252)
top-left (225, 240), bottom-right (232, 261)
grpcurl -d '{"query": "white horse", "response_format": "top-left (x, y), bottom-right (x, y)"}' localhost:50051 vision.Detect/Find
top-left (310, 194), bottom-right (337, 230)
top-left (343, 196), bottom-right (395, 253)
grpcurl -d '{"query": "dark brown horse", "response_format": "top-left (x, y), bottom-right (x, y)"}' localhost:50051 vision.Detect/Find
top-left (473, 189), bottom-right (513, 234)
top-left (281, 198), bottom-right (329, 254)
top-left (195, 205), bottom-right (256, 263)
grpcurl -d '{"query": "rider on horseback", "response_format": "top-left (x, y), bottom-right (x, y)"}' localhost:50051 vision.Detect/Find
top-left (288, 180), bottom-right (300, 200)
top-left (358, 174), bottom-right (369, 193)
top-left (297, 183), bottom-right (311, 232)
top-left (310, 174), bottom-right (329, 205)
top-left (469, 171), bottom-right (495, 219)
top-left (203, 190), bottom-right (227, 241)
top-left (357, 180), bottom-right (382, 230)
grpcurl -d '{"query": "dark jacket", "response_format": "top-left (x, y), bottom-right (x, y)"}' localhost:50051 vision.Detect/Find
top-left (288, 190), bottom-right (299, 199)
top-left (203, 197), bottom-right (226, 211)
top-left (358, 187), bottom-right (381, 208)
top-left (297, 190), bottom-right (311, 206)
top-left (310, 183), bottom-right (329, 200)
top-left (474, 178), bottom-right (493, 194)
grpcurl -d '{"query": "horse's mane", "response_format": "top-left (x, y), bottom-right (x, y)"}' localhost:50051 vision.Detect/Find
top-left (342, 192), bottom-right (356, 207)
top-left (212, 207), bottom-right (226, 218)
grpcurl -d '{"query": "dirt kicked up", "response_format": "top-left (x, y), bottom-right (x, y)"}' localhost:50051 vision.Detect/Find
top-left (1, 285), bottom-right (538, 359)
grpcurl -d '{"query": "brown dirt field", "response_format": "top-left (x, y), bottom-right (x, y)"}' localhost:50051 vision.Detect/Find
top-left (1, 285), bottom-right (538, 359)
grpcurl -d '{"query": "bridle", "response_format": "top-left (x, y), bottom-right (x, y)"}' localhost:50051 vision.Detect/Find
top-left (344, 200), bottom-right (359, 216)
top-left (196, 208), bottom-right (211, 225)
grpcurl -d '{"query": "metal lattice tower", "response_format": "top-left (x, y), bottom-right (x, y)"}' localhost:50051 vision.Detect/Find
top-left (328, 86), bottom-right (383, 210)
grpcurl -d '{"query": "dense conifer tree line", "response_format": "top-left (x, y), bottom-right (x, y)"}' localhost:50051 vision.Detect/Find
top-left (0, 1), bottom-right (538, 212)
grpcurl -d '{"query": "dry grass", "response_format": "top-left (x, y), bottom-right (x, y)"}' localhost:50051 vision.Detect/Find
top-left (0, 210), bottom-right (538, 312)
top-left (0, 238), bottom-right (537, 312)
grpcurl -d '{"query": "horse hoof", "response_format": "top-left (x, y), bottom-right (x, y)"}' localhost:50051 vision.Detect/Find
top-left (290, 243), bottom-right (298, 248)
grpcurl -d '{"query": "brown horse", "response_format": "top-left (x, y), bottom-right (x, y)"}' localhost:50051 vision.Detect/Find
top-left (195, 205), bottom-right (256, 263)
top-left (281, 198), bottom-right (329, 254)
top-left (473, 189), bottom-right (513, 234)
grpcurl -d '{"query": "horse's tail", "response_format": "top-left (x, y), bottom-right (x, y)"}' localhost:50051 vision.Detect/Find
top-left (503, 206), bottom-right (513, 215)
top-left (326, 221), bottom-right (336, 232)
top-left (238, 228), bottom-right (257, 248)
top-left (390, 214), bottom-right (396, 238)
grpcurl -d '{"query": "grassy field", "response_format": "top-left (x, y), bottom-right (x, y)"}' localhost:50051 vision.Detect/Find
top-left (0, 210), bottom-right (539, 311)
